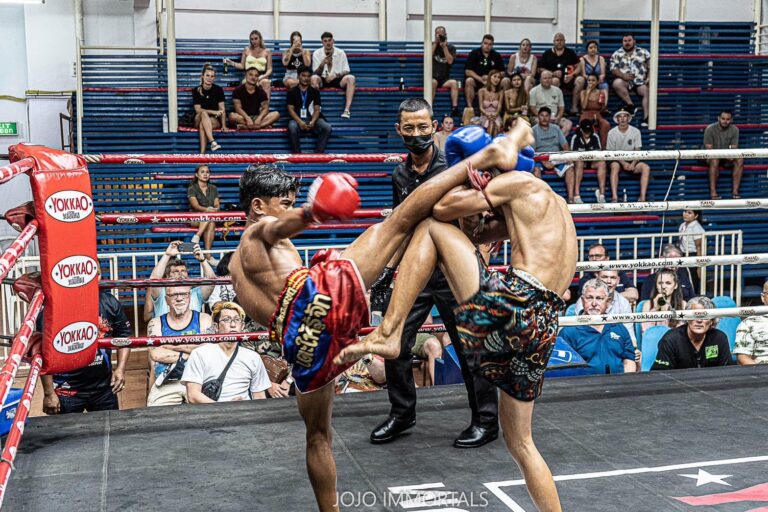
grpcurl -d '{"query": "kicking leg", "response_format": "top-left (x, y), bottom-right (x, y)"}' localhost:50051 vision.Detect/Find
top-left (337, 218), bottom-right (479, 363)
top-left (500, 393), bottom-right (562, 512)
top-left (296, 381), bottom-right (339, 512)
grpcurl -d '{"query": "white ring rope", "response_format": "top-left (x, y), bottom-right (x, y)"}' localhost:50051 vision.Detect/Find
top-left (546, 147), bottom-right (768, 163)
top-left (575, 253), bottom-right (768, 272)
top-left (568, 198), bottom-right (768, 214)
top-left (558, 306), bottom-right (768, 327)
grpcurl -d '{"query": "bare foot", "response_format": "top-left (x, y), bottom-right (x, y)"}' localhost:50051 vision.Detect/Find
top-left (333, 326), bottom-right (402, 365)
top-left (492, 121), bottom-right (534, 169)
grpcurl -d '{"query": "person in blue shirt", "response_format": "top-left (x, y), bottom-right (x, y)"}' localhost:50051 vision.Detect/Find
top-left (559, 278), bottom-right (638, 374)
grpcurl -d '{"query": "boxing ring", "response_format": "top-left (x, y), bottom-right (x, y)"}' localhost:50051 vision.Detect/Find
top-left (3, 144), bottom-right (768, 510)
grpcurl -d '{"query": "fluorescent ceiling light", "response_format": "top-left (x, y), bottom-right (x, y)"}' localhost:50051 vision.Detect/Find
top-left (0, 0), bottom-right (46, 4)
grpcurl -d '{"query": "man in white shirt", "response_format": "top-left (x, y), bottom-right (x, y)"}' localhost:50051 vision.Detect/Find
top-left (734, 280), bottom-right (768, 365)
top-left (311, 31), bottom-right (356, 118)
top-left (606, 107), bottom-right (651, 203)
top-left (182, 302), bottom-right (270, 403)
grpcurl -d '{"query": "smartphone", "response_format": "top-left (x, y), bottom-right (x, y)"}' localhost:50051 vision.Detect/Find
top-left (178, 242), bottom-right (196, 253)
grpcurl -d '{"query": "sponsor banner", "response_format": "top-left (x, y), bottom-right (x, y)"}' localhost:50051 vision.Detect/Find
top-left (52, 321), bottom-right (98, 354)
top-left (44, 190), bottom-right (94, 223)
top-left (51, 255), bottom-right (98, 288)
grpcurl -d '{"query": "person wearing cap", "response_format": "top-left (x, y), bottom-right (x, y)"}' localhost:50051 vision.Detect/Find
top-left (606, 107), bottom-right (650, 203)
top-left (569, 119), bottom-right (606, 203)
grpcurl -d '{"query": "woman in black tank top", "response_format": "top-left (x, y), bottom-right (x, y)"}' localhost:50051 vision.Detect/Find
top-left (282, 31), bottom-right (312, 88)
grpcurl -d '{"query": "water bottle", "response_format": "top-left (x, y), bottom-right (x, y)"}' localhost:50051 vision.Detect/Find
top-left (223, 58), bottom-right (229, 74)
top-left (622, 188), bottom-right (628, 203)
top-left (399, 77), bottom-right (405, 91)
top-left (162, 114), bottom-right (169, 133)
top-left (457, 79), bottom-right (462, 90)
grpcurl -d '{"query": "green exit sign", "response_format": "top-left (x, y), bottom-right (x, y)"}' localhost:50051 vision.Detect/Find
top-left (0, 122), bottom-right (18, 136)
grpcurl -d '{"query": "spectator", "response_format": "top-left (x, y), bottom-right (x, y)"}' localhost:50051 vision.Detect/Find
top-left (336, 354), bottom-right (387, 393)
top-left (502, 73), bottom-right (529, 124)
top-left (579, 40), bottom-right (609, 106)
top-left (569, 119), bottom-right (607, 204)
top-left (528, 70), bottom-right (573, 135)
top-left (224, 29), bottom-right (273, 96)
top-left (607, 107), bottom-right (651, 203)
top-left (287, 66), bottom-right (332, 153)
top-left (679, 209), bottom-right (706, 289)
top-left (147, 286), bottom-right (213, 406)
top-left (641, 269), bottom-right (686, 335)
top-left (207, 252), bottom-right (236, 308)
top-left (610, 33), bottom-right (650, 124)
top-left (574, 270), bottom-right (638, 348)
top-left (640, 243), bottom-right (696, 301)
top-left (506, 38), bottom-right (537, 92)
top-left (651, 296), bottom-right (731, 370)
top-left (464, 34), bottom-right (507, 110)
top-left (579, 74), bottom-right (610, 148)
top-left (559, 278), bottom-right (637, 375)
top-left (311, 32), bottom-right (356, 118)
top-left (188, 165), bottom-right (220, 254)
top-left (532, 107), bottom-right (574, 199)
top-left (282, 30), bottom-right (312, 88)
top-left (478, 69), bottom-right (503, 136)
top-left (41, 289), bottom-right (132, 414)
top-left (734, 280), bottom-right (768, 365)
top-left (433, 115), bottom-right (455, 151)
top-left (143, 241), bottom-right (216, 322)
top-left (182, 302), bottom-right (270, 403)
top-left (193, 63), bottom-right (227, 154)
top-left (703, 110), bottom-right (744, 199)
top-left (228, 68), bottom-right (280, 130)
top-left (412, 331), bottom-right (450, 387)
top-left (576, 242), bottom-right (639, 304)
top-left (538, 32), bottom-right (583, 115)
top-left (431, 26), bottom-right (459, 118)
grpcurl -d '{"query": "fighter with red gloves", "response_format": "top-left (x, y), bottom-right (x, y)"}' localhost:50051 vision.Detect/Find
top-left (229, 121), bottom-right (535, 512)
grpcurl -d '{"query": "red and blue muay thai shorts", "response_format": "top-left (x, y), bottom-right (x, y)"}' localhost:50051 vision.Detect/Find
top-left (270, 259), bottom-right (370, 393)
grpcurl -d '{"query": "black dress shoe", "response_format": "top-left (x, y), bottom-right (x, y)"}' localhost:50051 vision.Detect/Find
top-left (370, 416), bottom-right (416, 444)
top-left (453, 424), bottom-right (499, 448)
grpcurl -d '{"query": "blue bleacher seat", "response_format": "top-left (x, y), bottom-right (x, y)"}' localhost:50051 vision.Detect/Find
top-left (641, 326), bottom-right (671, 371)
top-left (712, 295), bottom-right (740, 360)
top-left (565, 303), bottom-right (578, 316)
top-left (635, 300), bottom-right (648, 343)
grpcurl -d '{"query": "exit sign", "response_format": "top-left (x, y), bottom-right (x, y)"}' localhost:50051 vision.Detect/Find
top-left (0, 122), bottom-right (18, 136)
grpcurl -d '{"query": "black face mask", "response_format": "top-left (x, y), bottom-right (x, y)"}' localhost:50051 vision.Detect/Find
top-left (402, 134), bottom-right (434, 155)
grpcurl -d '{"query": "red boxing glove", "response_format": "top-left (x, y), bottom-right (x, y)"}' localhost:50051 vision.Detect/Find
top-left (303, 173), bottom-right (360, 223)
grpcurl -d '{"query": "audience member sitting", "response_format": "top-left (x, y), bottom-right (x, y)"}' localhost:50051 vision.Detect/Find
top-left (579, 74), bottom-right (610, 148)
top-left (193, 63), bottom-right (227, 153)
top-left (187, 165), bottom-right (220, 255)
top-left (182, 302), bottom-right (270, 403)
top-left (651, 296), bottom-right (732, 370)
top-left (336, 354), bottom-right (387, 393)
top-left (576, 242), bottom-right (639, 304)
top-left (228, 68), bottom-right (280, 130)
top-left (640, 244), bottom-right (696, 301)
top-left (431, 26), bottom-right (459, 118)
top-left (529, 70), bottom-right (573, 135)
top-left (282, 30), bottom-right (312, 88)
top-left (224, 29), bottom-right (273, 96)
top-left (607, 107), bottom-right (650, 202)
top-left (207, 252), bottom-right (236, 308)
top-left (311, 32), bottom-right (356, 118)
top-left (478, 69), bottom-right (503, 136)
top-left (143, 241), bottom-right (215, 321)
top-left (41, 289), bottom-right (132, 414)
top-left (610, 33), bottom-right (650, 124)
top-left (412, 331), bottom-right (451, 387)
top-left (558, 278), bottom-right (637, 375)
top-left (532, 107), bottom-right (573, 197)
top-left (679, 209), bottom-right (706, 289)
top-left (734, 280), bottom-right (768, 365)
top-left (433, 115), bottom-right (455, 151)
top-left (464, 34), bottom-right (507, 110)
top-left (703, 110), bottom-right (744, 199)
top-left (502, 73), bottom-right (529, 124)
top-left (574, 270), bottom-right (638, 347)
top-left (147, 286), bottom-right (212, 406)
top-left (579, 40), bottom-right (609, 107)
top-left (506, 38), bottom-right (537, 92)
top-left (538, 32), bottom-right (583, 115)
top-left (287, 66), bottom-right (333, 153)
top-left (641, 269), bottom-right (686, 335)
top-left (569, 119), bottom-right (606, 204)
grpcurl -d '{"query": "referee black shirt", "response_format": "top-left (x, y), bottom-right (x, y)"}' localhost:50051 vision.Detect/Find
top-left (392, 143), bottom-right (446, 206)
top-left (651, 325), bottom-right (732, 370)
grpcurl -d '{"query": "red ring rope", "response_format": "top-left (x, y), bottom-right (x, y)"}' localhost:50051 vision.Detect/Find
top-left (0, 158), bottom-right (35, 185)
top-left (0, 221), bottom-right (39, 283)
top-left (86, 153), bottom-right (407, 164)
top-left (0, 290), bottom-right (44, 409)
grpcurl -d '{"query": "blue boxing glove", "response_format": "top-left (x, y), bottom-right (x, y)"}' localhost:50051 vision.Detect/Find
top-left (444, 125), bottom-right (493, 168)
top-left (492, 133), bottom-right (536, 172)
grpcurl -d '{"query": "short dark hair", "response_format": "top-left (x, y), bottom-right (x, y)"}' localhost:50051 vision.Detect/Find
top-left (321, 31), bottom-right (333, 40)
top-left (239, 165), bottom-right (300, 214)
top-left (164, 257), bottom-right (188, 278)
top-left (538, 106), bottom-right (552, 116)
top-left (719, 109), bottom-right (733, 117)
top-left (482, 34), bottom-right (494, 43)
top-left (588, 242), bottom-right (606, 254)
top-left (296, 65), bottom-right (312, 76)
top-left (397, 97), bottom-right (433, 123)
top-left (623, 33), bottom-right (635, 40)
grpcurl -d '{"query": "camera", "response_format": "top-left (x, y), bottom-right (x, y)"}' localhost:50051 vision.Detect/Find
top-left (438, 35), bottom-right (446, 43)
top-left (657, 296), bottom-right (667, 306)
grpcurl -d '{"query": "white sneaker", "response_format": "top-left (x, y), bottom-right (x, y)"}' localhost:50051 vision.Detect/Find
top-left (341, 110), bottom-right (351, 119)
top-left (595, 190), bottom-right (606, 203)
top-left (573, 196), bottom-right (584, 204)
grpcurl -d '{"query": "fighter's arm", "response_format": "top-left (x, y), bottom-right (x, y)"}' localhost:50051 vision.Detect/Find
top-left (433, 172), bottom-right (534, 222)
top-left (249, 213), bottom-right (308, 247)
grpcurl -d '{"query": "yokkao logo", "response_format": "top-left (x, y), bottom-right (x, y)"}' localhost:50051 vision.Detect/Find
top-left (51, 255), bottom-right (98, 288)
top-left (45, 190), bottom-right (93, 223)
top-left (53, 321), bottom-right (98, 354)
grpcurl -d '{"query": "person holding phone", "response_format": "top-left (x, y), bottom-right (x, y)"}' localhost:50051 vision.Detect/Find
top-left (188, 164), bottom-right (220, 257)
top-left (641, 269), bottom-right (686, 334)
top-left (311, 31), bottom-right (356, 118)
